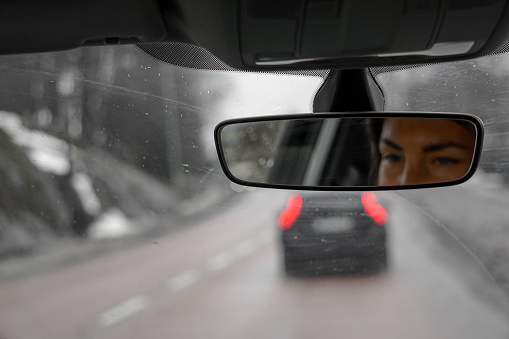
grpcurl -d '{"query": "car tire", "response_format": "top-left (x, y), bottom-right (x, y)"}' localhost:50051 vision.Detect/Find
top-left (369, 248), bottom-right (389, 272)
top-left (282, 248), bottom-right (301, 276)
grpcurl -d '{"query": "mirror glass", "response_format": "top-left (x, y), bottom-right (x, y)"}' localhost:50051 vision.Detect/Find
top-left (215, 114), bottom-right (482, 189)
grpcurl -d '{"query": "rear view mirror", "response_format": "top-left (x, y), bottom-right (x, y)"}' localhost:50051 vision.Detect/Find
top-left (215, 113), bottom-right (483, 190)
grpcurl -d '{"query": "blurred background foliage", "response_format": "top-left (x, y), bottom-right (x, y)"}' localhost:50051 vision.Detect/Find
top-left (0, 46), bottom-right (230, 256)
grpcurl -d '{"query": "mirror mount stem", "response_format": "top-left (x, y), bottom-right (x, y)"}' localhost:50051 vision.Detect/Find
top-left (313, 69), bottom-right (384, 113)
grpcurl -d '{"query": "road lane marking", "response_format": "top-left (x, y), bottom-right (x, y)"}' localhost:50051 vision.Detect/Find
top-left (232, 239), bottom-right (258, 257)
top-left (166, 269), bottom-right (202, 293)
top-left (206, 230), bottom-right (272, 272)
top-left (207, 252), bottom-right (235, 272)
top-left (98, 295), bottom-right (149, 327)
top-left (97, 229), bottom-right (273, 329)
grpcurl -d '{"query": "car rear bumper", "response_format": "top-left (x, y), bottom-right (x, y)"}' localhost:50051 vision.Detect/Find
top-left (281, 226), bottom-right (387, 275)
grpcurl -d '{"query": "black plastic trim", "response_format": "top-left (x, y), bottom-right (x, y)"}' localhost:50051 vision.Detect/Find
top-left (214, 111), bottom-right (484, 191)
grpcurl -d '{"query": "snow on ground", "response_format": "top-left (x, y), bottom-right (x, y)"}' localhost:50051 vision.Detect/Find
top-left (71, 172), bottom-right (101, 216)
top-left (87, 208), bottom-right (138, 239)
top-left (0, 111), bottom-right (70, 175)
top-left (465, 169), bottom-right (506, 189)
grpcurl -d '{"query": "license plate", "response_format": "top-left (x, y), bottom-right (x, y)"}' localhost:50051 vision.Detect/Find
top-left (312, 216), bottom-right (355, 233)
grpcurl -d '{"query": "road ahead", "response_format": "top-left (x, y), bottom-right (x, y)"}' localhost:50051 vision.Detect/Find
top-left (1, 190), bottom-right (509, 339)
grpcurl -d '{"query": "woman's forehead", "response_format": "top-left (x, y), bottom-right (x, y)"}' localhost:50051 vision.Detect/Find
top-left (380, 118), bottom-right (476, 146)
top-left (382, 118), bottom-right (468, 136)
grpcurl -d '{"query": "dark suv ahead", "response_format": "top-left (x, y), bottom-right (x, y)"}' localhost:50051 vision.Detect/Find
top-left (278, 191), bottom-right (388, 276)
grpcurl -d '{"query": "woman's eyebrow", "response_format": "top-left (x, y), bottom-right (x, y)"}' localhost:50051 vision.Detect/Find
top-left (380, 138), bottom-right (402, 150)
top-left (422, 142), bottom-right (469, 152)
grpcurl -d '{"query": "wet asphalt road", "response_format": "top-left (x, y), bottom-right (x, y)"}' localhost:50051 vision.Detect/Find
top-left (1, 189), bottom-right (509, 339)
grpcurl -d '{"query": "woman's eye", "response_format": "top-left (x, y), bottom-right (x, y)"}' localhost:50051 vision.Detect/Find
top-left (382, 153), bottom-right (402, 162)
top-left (434, 157), bottom-right (460, 165)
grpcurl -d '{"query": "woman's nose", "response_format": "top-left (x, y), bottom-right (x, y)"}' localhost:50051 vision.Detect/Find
top-left (400, 162), bottom-right (429, 185)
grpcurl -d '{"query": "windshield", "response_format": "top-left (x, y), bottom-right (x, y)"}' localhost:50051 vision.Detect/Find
top-left (1, 46), bottom-right (509, 338)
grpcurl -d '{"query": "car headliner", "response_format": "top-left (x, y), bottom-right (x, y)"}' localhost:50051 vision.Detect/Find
top-left (3, 0), bottom-right (509, 72)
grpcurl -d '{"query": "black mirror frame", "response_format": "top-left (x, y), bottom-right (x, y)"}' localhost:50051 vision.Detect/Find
top-left (214, 112), bottom-right (484, 191)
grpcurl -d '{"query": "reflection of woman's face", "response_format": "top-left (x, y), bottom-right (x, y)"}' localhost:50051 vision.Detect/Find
top-left (378, 118), bottom-right (476, 186)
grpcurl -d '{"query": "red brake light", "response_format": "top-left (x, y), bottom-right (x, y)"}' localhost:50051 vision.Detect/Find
top-left (361, 192), bottom-right (388, 226)
top-left (277, 194), bottom-right (303, 231)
